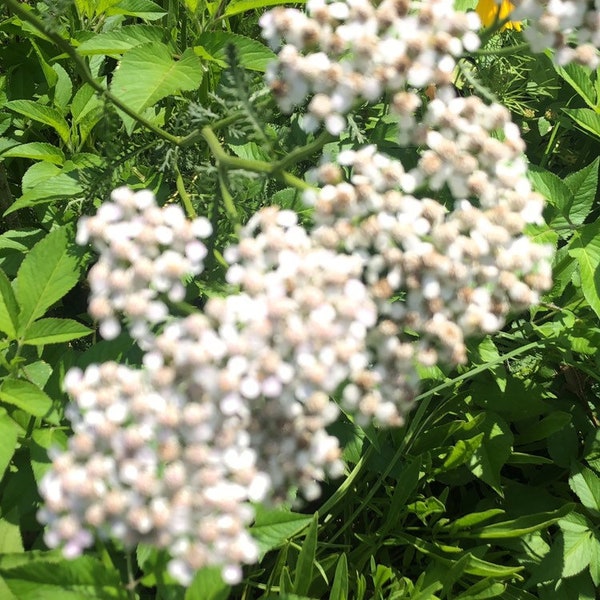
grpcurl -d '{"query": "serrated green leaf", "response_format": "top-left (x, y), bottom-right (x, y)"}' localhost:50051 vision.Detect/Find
top-left (22, 318), bottom-right (92, 346)
top-left (554, 63), bottom-right (597, 109)
top-left (186, 566), bottom-right (230, 600)
top-left (293, 512), bottom-right (318, 596)
top-left (0, 379), bottom-right (52, 417)
top-left (528, 167), bottom-right (574, 232)
top-left (1, 142), bottom-right (65, 165)
top-left (0, 409), bottom-right (18, 480)
top-left (329, 554), bottom-right (348, 600)
top-left (14, 227), bottom-right (83, 333)
top-left (0, 556), bottom-right (128, 600)
top-left (569, 465), bottom-right (600, 515)
top-left (563, 108), bottom-right (600, 141)
top-left (561, 529), bottom-right (593, 578)
top-left (195, 32), bottom-right (276, 72)
top-left (111, 43), bottom-right (202, 133)
top-left (0, 269), bottom-right (18, 339)
top-left (106, 0), bottom-right (166, 20)
top-left (568, 222), bottom-right (600, 319)
top-left (251, 506), bottom-right (312, 558)
top-left (6, 171), bottom-right (83, 215)
top-left (0, 515), bottom-right (23, 555)
top-left (3, 101), bottom-right (70, 145)
top-left (564, 157), bottom-right (599, 225)
top-left (224, 0), bottom-right (305, 17)
top-left (77, 25), bottom-right (166, 55)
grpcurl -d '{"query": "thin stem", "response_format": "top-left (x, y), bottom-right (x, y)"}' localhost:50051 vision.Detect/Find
top-left (274, 130), bottom-right (334, 172)
top-left (174, 162), bottom-right (197, 218)
top-left (473, 43), bottom-right (530, 57)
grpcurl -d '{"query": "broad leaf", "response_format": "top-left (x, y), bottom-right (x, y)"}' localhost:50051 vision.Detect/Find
top-left (0, 269), bottom-right (18, 339)
top-left (1, 143), bottom-right (64, 165)
top-left (569, 464), bottom-right (600, 515)
top-left (195, 32), bottom-right (276, 72)
top-left (14, 227), bottom-right (83, 333)
top-left (0, 556), bottom-right (128, 600)
top-left (22, 318), bottom-right (92, 346)
top-left (563, 157), bottom-right (599, 225)
top-left (554, 63), bottom-right (597, 109)
top-left (224, 0), bottom-right (305, 18)
top-left (0, 379), bottom-right (52, 417)
top-left (563, 108), bottom-right (600, 141)
top-left (106, 0), bottom-right (166, 20)
top-left (76, 25), bottom-right (166, 55)
top-left (568, 222), bottom-right (600, 319)
top-left (251, 506), bottom-right (312, 557)
top-left (0, 409), bottom-right (18, 480)
top-left (186, 566), bottom-right (231, 600)
top-left (110, 42), bottom-right (202, 132)
top-left (3, 101), bottom-right (70, 145)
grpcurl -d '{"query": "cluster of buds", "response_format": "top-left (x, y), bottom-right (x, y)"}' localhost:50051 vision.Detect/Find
top-left (260, 0), bottom-right (481, 133)
top-left (77, 187), bottom-right (212, 345)
top-left (306, 142), bottom-right (553, 393)
top-left (38, 361), bottom-right (261, 585)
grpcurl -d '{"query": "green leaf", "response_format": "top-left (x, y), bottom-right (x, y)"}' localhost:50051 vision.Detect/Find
top-left (528, 167), bottom-right (574, 232)
top-left (516, 411), bottom-right (572, 444)
top-left (569, 464), bottom-right (600, 515)
top-left (563, 157), bottom-right (599, 225)
top-left (447, 509), bottom-right (506, 533)
top-left (224, 0), bottom-right (304, 17)
top-left (6, 163), bottom-right (83, 215)
top-left (51, 63), bottom-right (73, 110)
top-left (186, 566), bottom-right (231, 600)
top-left (0, 409), bottom-right (18, 480)
top-left (456, 504), bottom-right (574, 540)
top-left (251, 506), bottom-right (312, 558)
top-left (568, 222), bottom-right (600, 319)
top-left (106, 0), bottom-right (166, 20)
top-left (110, 42), bottom-right (202, 133)
top-left (14, 227), bottom-right (83, 333)
top-left (329, 554), bottom-right (348, 600)
top-left (0, 379), bottom-right (52, 417)
top-left (293, 512), bottom-right (318, 596)
top-left (0, 269), bottom-right (18, 339)
top-left (0, 555), bottom-right (129, 600)
top-left (3, 101), bottom-right (70, 145)
top-left (563, 108), bottom-right (600, 141)
top-left (22, 318), bottom-right (92, 346)
top-left (441, 434), bottom-right (484, 471)
top-left (76, 25), bottom-right (166, 55)
top-left (454, 581), bottom-right (505, 600)
top-left (554, 63), bottom-right (597, 109)
top-left (1, 143), bottom-right (65, 165)
top-left (380, 457), bottom-right (421, 535)
top-left (0, 515), bottom-right (23, 555)
top-left (195, 32), bottom-right (276, 72)
top-left (561, 529), bottom-right (593, 578)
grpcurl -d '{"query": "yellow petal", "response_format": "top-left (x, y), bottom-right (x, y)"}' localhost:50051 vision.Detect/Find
top-left (476, 0), bottom-right (522, 31)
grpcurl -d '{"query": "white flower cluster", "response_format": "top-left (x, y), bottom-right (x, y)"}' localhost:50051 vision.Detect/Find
top-left (38, 361), bottom-right (260, 586)
top-left (513, 0), bottom-right (599, 68)
top-left (77, 187), bottom-right (212, 344)
top-left (260, 0), bottom-right (481, 133)
top-left (306, 140), bottom-right (553, 386)
top-left (215, 206), bottom-right (372, 498)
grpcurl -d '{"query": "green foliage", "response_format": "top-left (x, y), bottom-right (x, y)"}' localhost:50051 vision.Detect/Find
top-left (0, 0), bottom-right (599, 599)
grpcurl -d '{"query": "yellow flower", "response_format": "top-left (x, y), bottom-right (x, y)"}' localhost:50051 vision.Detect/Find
top-left (476, 0), bottom-right (522, 31)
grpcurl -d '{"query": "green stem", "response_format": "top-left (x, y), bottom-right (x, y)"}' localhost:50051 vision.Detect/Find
top-left (201, 126), bottom-right (314, 192)
top-left (274, 130), bottom-right (334, 172)
top-left (174, 162), bottom-right (197, 218)
top-left (473, 42), bottom-right (530, 57)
